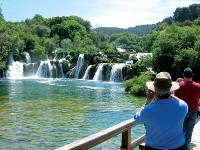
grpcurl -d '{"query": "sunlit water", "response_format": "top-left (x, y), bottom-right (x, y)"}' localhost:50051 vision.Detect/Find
top-left (0, 79), bottom-right (145, 150)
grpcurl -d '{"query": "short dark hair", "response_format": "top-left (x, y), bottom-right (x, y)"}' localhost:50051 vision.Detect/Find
top-left (183, 67), bottom-right (193, 78)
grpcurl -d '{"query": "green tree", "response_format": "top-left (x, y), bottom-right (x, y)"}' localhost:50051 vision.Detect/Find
top-left (125, 71), bottom-right (152, 96)
top-left (152, 32), bottom-right (177, 74)
top-left (32, 44), bottom-right (47, 60)
top-left (173, 7), bottom-right (191, 22)
top-left (34, 25), bottom-right (51, 37)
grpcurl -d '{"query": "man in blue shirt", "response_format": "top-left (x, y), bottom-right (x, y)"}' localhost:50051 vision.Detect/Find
top-left (134, 72), bottom-right (188, 150)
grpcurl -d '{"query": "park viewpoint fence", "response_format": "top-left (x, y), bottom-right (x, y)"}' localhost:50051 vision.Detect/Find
top-left (56, 118), bottom-right (145, 150)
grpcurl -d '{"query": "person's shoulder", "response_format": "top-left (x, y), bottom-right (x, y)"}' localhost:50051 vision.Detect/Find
top-left (171, 96), bottom-right (187, 106)
top-left (192, 81), bottom-right (200, 86)
top-left (176, 98), bottom-right (188, 112)
top-left (178, 99), bottom-right (187, 106)
top-left (142, 102), bottom-right (157, 112)
top-left (178, 80), bottom-right (185, 86)
top-left (191, 81), bottom-right (200, 90)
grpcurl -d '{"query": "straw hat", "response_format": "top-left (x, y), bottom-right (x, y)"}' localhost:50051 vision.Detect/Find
top-left (146, 72), bottom-right (179, 95)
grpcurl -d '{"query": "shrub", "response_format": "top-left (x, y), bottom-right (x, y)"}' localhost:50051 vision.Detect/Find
top-left (124, 71), bottom-right (153, 96)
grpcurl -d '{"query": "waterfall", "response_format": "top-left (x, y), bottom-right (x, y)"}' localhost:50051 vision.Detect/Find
top-left (129, 54), bottom-right (135, 60)
top-left (59, 58), bottom-right (66, 78)
top-left (36, 60), bottom-right (52, 78)
top-left (8, 53), bottom-right (14, 64)
top-left (23, 52), bottom-right (31, 64)
top-left (83, 65), bottom-right (92, 80)
top-left (110, 64), bottom-right (125, 82)
top-left (50, 64), bottom-right (57, 78)
top-left (6, 53), bottom-right (24, 78)
top-left (74, 54), bottom-right (84, 78)
top-left (93, 63), bottom-right (104, 81)
top-left (24, 63), bottom-right (36, 77)
top-left (35, 60), bottom-right (66, 78)
top-left (2, 69), bottom-right (5, 78)
top-left (5, 51), bottom-right (66, 79)
top-left (59, 64), bottom-right (65, 78)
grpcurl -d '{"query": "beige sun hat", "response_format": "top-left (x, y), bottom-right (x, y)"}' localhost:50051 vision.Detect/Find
top-left (146, 72), bottom-right (179, 95)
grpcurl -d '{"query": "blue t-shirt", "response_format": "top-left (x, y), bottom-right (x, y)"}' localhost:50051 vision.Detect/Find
top-left (134, 97), bottom-right (188, 149)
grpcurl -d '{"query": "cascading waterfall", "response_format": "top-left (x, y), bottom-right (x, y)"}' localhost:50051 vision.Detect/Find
top-left (50, 64), bottom-right (57, 78)
top-left (59, 58), bottom-right (66, 78)
top-left (24, 63), bottom-right (36, 77)
top-left (36, 60), bottom-right (52, 78)
top-left (110, 64), bottom-right (125, 82)
top-left (5, 51), bottom-right (67, 79)
top-left (23, 52), bottom-right (31, 64)
top-left (2, 70), bottom-right (5, 78)
top-left (74, 54), bottom-right (84, 78)
top-left (4, 52), bottom-right (128, 81)
top-left (6, 53), bottom-right (24, 78)
top-left (83, 65), bottom-right (92, 80)
top-left (129, 54), bottom-right (135, 60)
top-left (93, 63), bottom-right (104, 81)
top-left (35, 59), bottom-right (65, 78)
top-left (59, 64), bottom-right (65, 78)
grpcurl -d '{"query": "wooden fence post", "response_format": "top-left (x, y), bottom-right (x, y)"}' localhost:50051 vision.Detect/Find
top-left (121, 127), bottom-right (131, 150)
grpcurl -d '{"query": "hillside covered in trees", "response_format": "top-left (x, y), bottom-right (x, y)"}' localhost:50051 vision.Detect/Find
top-left (1, 3), bottom-right (200, 84)
top-left (95, 24), bottom-right (158, 36)
top-left (125, 3), bottom-right (200, 96)
top-left (0, 9), bottom-right (149, 77)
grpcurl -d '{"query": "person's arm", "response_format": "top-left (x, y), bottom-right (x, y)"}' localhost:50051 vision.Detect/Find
top-left (134, 89), bottom-right (154, 123)
top-left (145, 89), bottom-right (154, 105)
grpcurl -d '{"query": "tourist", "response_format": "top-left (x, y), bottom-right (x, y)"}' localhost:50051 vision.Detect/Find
top-left (134, 72), bottom-right (188, 150)
top-left (174, 67), bottom-right (200, 150)
top-left (176, 78), bottom-right (184, 83)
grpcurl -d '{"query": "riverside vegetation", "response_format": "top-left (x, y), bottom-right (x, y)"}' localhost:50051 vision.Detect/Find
top-left (1, 4), bottom-right (200, 96)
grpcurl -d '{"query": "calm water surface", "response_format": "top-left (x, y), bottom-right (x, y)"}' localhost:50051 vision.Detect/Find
top-left (0, 79), bottom-right (145, 150)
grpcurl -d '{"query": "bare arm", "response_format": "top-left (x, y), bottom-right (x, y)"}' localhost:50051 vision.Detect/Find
top-left (145, 89), bottom-right (154, 105)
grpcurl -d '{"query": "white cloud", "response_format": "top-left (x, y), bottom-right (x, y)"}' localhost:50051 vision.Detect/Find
top-left (88, 0), bottom-right (199, 28)
top-left (1, 0), bottom-right (199, 28)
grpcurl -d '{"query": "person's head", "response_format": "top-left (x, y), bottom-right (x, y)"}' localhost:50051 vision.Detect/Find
top-left (183, 67), bottom-right (193, 78)
top-left (146, 72), bottom-right (179, 99)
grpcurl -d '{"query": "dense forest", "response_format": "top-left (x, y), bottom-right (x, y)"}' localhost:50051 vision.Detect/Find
top-left (125, 4), bottom-right (200, 96)
top-left (0, 8), bottom-right (149, 78)
top-left (95, 24), bottom-right (158, 36)
top-left (1, 3), bottom-right (200, 86)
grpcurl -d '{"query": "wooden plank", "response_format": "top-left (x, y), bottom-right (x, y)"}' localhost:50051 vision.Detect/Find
top-left (131, 135), bottom-right (145, 149)
top-left (121, 128), bottom-right (131, 150)
top-left (138, 143), bottom-right (145, 150)
top-left (56, 118), bottom-right (136, 150)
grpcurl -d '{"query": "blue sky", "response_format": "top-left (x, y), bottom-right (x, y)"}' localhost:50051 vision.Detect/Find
top-left (0, 0), bottom-right (199, 28)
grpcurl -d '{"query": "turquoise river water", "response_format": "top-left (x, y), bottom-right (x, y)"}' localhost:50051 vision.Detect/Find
top-left (0, 79), bottom-right (145, 150)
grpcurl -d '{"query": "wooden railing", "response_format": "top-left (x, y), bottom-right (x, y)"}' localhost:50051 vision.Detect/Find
top-left (56, 118), bottom-right (145, 150)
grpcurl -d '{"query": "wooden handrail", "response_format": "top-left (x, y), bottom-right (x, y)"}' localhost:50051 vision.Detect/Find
top-left (56, 118), bottom-right (145, 150)
top-left (56, 107), bottom-right (200, 150)
top-left (131, 135), bottom-right (145, 149)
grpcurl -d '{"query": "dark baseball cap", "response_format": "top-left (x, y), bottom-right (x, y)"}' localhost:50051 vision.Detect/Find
top-left (183, 67), bottom-right (193, 78)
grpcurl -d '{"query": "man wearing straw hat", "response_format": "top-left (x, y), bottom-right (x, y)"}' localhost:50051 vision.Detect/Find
top-left (134, 72), bottom-right (188, 150)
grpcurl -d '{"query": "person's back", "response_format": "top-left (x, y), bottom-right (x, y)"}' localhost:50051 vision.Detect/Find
top-left (134, 97), bottom-right (187, 149)
top-left (174, 67), bottom-right (200, 150)
top-left (175, 80), bottom-right (200, 112)
top-left (134, 72), bottom-right (188, 150)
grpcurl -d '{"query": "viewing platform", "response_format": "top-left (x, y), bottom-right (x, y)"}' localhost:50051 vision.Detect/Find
top-left (56, 114), bottom-right (200, 150)
top-left (191, 116), bottom-right (200, 150)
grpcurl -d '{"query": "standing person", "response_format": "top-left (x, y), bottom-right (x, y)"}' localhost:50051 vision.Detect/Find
top-left (174, 67), bottom-right (200, 150)
top-left (134, 72), bottom-right (188, 150)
